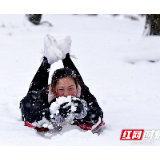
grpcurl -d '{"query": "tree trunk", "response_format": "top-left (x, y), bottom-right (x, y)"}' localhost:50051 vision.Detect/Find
top-left (26, 14), bottom-right (42, 25)
top-left (144, 14), bottom-right (160, 36)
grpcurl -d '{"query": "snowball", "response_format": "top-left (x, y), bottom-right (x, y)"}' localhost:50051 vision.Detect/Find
top-left (50, 96), bottom-right (72, 113)
top-left (71, 105), bottom-right (76, 112)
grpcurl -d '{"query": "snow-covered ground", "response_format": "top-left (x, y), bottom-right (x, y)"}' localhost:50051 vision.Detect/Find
top-left (0, 14), bottom-right (160, 146)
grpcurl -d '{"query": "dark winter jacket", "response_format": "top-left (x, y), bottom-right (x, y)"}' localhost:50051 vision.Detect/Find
top-left (20, 83), bottom-right (103, 127)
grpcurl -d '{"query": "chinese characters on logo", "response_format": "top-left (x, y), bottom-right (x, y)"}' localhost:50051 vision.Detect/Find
top-left (120, 129), bottom-right (160, 140)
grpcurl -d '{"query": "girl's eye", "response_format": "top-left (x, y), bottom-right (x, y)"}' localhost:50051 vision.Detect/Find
top-left (59, 89), bottom-right (64, 91)
top-left (69, 88), bottom-right (73, 91)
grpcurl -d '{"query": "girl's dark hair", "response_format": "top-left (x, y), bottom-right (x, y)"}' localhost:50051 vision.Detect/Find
top-left (51, 67), bottom-right (80, 94)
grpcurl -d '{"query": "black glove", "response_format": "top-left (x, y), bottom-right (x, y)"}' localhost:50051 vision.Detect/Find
top-left (58, 102), bottom-right (71, 118)
top-left (71, 97), bottom-right (84, 114)
top-left (59, 97), bottom-right (87, 119)
top-left (71, 97), bottom-right (87, 120)
top-left (58, 97), bottom-right (87, 120)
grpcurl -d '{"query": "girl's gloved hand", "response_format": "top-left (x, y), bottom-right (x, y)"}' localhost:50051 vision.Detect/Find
top-left (50, 96), bottom-right (88, 125)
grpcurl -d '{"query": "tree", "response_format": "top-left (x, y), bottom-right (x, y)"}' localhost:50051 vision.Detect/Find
top-left (26, 14), bottom-right (53, 26)
top-left (26, 14), bottom-right (42, 25)
top-left (144, 14), bottom-right (160, 36)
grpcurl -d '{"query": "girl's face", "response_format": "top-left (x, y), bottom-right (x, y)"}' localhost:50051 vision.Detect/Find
top-left (55, 77), bottom-right (78, 98)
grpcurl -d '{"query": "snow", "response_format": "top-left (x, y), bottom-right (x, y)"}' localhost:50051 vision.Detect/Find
top-left (50, 96), bottom-right (86, 126)
top-left (50, 96), bottom-right (72, 114)
top-left (0, 14), bottom-right (160, 146)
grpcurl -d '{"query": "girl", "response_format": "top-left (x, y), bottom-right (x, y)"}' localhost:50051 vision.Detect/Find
top-left (20, 34), bottom-right (105, 133)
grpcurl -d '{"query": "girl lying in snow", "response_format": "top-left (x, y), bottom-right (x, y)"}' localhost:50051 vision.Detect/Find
top-left (20, 34), bottom-right (105, 133)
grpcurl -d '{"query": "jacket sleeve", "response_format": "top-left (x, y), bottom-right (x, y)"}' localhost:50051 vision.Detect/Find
top-left (20, 85), bottom-right (52, 124)
top-left (75, 83), bottom-right (103, 124)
